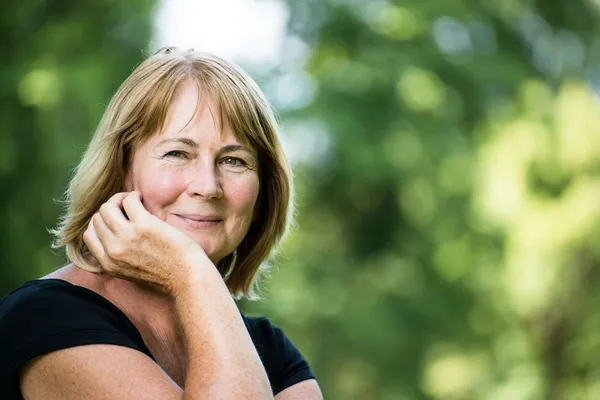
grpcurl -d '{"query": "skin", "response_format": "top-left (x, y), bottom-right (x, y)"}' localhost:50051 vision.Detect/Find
top-left (125, 81), bottom-right (260, 263)
top-left (21, 81), bottom-right (323, 399)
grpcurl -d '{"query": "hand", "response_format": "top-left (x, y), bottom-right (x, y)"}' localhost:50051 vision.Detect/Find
top-left (83, 191), bottom-right (209, 296)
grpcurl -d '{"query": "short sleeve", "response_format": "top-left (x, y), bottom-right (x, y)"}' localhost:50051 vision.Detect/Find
top-left (0, 279), bottom-right (153, 399)
top-left (243, 316), bottom-right (316, 395)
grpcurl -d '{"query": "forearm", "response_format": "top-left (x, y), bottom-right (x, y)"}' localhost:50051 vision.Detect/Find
top-left (174, 264), bottom-right (273, 399)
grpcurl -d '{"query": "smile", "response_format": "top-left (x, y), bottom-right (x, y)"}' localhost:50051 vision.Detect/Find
top-left (173, 214), bottom-right (223, 229)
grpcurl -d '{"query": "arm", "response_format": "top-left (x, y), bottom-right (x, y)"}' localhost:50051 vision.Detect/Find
top-left (20, 344), bottom-right (183, 399)
top-left (19, 265), bottom-right (272, 400)
top-left (20, 192), bottom-right (273, 399)
top-left (275, 379), bottom-right (323, 400)
top-left (175, 264), bottom-right (273, 399)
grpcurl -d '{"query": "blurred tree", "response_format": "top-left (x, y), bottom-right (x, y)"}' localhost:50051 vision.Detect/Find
top-left (4, 0), bottom-right (600, 399)
top-left (0, 0), bottom-right (155, 294)
top-left (241, 0), bottom-right (600, 399)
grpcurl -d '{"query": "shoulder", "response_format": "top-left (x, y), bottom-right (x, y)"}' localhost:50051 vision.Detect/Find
top-left (241, 313), bottom-right (316, 396)
top-left (0, 279), bottom-right (142, 339)
top-left (0, 279), bottom-right (152, 398)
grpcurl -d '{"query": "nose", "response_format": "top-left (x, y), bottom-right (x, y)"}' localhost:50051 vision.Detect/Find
top-left (186, 159), bottom-right (224, 200)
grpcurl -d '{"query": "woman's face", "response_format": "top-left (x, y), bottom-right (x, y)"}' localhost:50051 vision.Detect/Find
top-left (125, 82), bottom-right (260, 264)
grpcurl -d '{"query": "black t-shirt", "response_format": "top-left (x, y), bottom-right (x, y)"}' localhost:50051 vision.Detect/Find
top-left (0, 279), bottom-right (314, 399)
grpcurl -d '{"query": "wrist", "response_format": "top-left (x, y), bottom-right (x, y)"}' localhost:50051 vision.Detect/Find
top-left (171, 250), bottom-right (220, 299)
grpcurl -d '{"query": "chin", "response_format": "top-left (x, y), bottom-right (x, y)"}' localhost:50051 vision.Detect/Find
top-left (194, 239), bottom-right (227, 262)
top-left (172, 224), bottom-right (230, 263)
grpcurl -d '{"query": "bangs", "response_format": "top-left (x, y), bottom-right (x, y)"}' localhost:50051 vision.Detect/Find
top-left (123, 61), bottom-right (192, 148)
top-left (189, 60), bottom-right (275, 154)
top-left (116, 51), bottom-right (275, 157)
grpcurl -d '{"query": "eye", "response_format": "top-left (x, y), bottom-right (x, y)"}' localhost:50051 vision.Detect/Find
top-left (223, 157), bottom-right (246, 167)
top-left (164, 150), bottom-right (187, 159)
top-left (220, 156), bottom-right (249, 169)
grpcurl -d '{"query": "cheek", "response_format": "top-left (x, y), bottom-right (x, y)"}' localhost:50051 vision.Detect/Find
top-left (133, 168), bottom-right (186, 219)
top-left (226, 176), bottom-right (260, 217)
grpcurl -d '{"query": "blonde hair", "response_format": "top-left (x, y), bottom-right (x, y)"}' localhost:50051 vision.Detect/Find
top-left (51, 47), bottom-right (293, 299)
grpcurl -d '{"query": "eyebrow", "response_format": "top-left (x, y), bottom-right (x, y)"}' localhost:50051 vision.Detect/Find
top-left (157, 138), bottom-right (256, 155)
top-left (157, 137), bottom-right (198, 148)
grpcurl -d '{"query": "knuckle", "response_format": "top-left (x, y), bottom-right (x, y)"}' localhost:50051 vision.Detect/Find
top-left (106, 244), bottom-right (126, 260)
top-left (136, 220), bottom-right (152, 236)
top-left (120, 228), bottom-right (136, 243)
top-left (83, 224), bottom-right (95, 242)
top-left (115, 192), bottom-right (129, 203)
top-left (103, 262), bottom-right (117, 274)
top-left (99, 203), bottom-right (110, 215)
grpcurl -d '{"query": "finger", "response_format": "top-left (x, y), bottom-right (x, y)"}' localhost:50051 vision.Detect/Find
top-left (92, 212), bottom-right (128, 267)
top-left (104, 192), bottom-right (130, 215)
top-left (93, 212), bottom-right (116, 247)
top-left (122, 191), bottom-right (151, 223)
top-left (99, 200), bottom-right (130, 234)
top-left (83, 218), bottom-right (108, 268)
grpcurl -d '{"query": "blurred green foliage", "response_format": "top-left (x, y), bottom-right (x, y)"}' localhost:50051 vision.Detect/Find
top-left (3, 0), bottom-right (600, 399)
top-left (0, 0), bottom-right (156, 290)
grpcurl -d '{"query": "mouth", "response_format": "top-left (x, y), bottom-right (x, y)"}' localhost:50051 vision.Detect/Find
top-left (173, 214), bottom-right (223, 229)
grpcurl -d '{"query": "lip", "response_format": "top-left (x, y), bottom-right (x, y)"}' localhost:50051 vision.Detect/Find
top-left (174, 213), bottom-right (223, 221)
top-left (173, 213), bottom-right (223, 229)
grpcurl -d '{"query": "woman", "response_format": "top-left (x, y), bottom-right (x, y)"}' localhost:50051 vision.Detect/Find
top-left (0, 47), bottom-right (323, 399)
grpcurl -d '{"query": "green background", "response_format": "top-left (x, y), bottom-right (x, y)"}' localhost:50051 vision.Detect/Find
top-left (3, 0), bottom-right (600, 399)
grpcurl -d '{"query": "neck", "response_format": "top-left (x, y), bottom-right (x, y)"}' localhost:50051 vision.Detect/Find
top-left (53, 264), bottom-right (179, 338)
top-left (103, 276), bottom-right (178, 331)
top-left (102, 272), bottom-right (188, 385)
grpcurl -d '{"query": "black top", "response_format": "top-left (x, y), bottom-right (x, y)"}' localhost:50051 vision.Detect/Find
top-left (0, 279), bottom-right (314, 399)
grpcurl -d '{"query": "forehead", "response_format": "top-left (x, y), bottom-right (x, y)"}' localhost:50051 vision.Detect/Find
top-left (158, 81), bottom-right (251, 147)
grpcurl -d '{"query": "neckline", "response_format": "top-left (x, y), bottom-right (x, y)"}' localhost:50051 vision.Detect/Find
top-left (29, 278), bottom-right (156, 360)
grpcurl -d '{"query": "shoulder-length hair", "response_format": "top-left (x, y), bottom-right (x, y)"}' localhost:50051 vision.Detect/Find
top-left (51, 47), bottom-right (294, 300)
